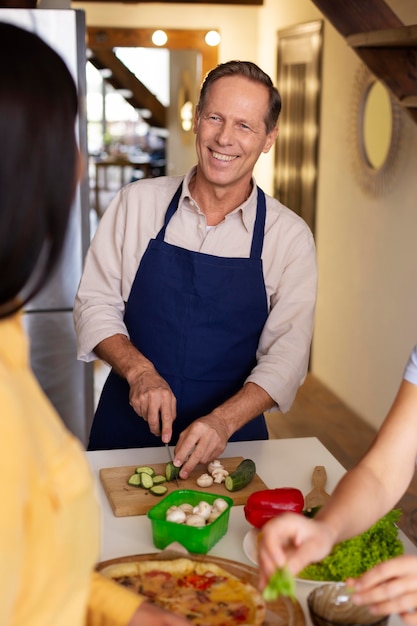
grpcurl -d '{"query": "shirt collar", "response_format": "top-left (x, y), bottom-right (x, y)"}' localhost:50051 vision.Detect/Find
top-left (181, 167), bottom-right (258, 232)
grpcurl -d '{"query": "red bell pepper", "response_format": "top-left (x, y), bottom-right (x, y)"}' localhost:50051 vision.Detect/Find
top-left (244, 487), bottom-right (304, 529)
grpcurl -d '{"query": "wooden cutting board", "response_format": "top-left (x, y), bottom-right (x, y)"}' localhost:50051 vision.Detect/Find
top-left (100, 456), bottom-right (268, 517)
top-left (96, 550), bottom-right (305, 626)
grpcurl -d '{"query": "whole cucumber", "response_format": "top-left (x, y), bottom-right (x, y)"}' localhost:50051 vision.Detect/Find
top-left (225, 459), bottom-right (256, 492)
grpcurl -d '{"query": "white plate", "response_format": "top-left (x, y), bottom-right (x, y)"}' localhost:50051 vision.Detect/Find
top-left (243, 527), bottom-right (332, 585)
top-left (243, 527), bottom-right (259, 565)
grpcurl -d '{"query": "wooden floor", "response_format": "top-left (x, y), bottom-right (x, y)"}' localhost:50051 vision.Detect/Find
top-left (265, 373), bottom-right (417, 544)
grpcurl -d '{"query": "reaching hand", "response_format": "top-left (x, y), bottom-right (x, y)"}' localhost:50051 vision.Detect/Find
top-left (257, 512), bottom-right (336, 589)
top-left (346, 555), bottom-right (417, 624)
top-left (128, 601), bottom-right (192, 625)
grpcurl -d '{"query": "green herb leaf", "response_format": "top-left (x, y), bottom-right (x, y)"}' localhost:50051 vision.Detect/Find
top-left (263, 565), bottom-right (296, 601)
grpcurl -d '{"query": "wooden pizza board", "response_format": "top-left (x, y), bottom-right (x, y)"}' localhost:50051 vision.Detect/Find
top-left (100, 456), bottom-right (268, 517)
top-left (96, 550), bottom-right (306, 626)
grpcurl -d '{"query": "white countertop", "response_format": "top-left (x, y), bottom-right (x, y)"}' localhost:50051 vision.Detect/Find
top-left (87, 437), bottom-right (414, 626)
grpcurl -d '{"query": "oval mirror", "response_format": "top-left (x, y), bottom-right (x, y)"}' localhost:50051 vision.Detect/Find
top-left (362, 80), bottom-right (392, 170)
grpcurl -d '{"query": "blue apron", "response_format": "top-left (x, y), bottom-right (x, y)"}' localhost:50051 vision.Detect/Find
top-left (88, 183), bottom-right (269, 450)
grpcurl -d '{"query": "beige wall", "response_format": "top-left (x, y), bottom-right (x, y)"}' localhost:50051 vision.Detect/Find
top-left (73, 0), bottom-right (417, 431)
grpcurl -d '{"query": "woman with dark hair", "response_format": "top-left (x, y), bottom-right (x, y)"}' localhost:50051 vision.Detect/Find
top-left (0, 22), bottom-right (190, 626)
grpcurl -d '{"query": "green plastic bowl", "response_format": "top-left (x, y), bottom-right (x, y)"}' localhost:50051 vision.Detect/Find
top-left (147, 489), bottom-right (233, 554)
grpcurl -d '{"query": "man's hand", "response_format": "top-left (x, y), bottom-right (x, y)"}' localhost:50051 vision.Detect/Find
top-left (128, 367), bottom-right (176, 442)
top-left (173, 414), bottom-right (230, 478)
top-left (95, 334), bottom-right (176, 442)
top-left (173, 382), bottom-right (274, 478)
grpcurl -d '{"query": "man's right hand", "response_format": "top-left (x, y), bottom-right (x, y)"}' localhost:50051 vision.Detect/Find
top-left (128, 366), bottom-right (176, 441)
top-left (94, 334), bottom-right (176, 442)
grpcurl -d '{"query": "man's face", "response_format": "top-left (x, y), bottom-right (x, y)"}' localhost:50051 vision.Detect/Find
top-left (193, 75), bottom-right (278, 192)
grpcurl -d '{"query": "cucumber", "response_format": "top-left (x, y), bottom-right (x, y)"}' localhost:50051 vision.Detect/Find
top-left (152, 474), bottom-right (167, 485)
top-left (127, 473), bottom-right (142, 487)
top-left (225, 459), bottom-right (256, 492)
top-left (140, 472), bottom-right (154, 489)
top-left (135, 466), bottom-right (155, 476)
top-left (165, 462), bottom-right (180, 482)
top-left (150, 485), bottom-right (168, 496)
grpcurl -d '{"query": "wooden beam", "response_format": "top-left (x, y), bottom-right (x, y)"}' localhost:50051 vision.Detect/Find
top-left (91, 50), bottom-right (167, 127)
top-left (81, 0), bottom-right (262, 4)
top-left (87, 27), bottom-right (218, 79)
top-left (309, 0), bottom-right (403, 37)
top-left (347, 25), bottom-right (417, 48)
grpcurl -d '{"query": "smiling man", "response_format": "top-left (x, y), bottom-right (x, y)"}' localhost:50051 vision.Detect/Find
top-left (74, 61), bottom-right (318, 476)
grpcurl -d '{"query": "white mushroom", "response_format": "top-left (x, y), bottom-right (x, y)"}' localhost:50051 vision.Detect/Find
top-left (192, 501), bottom-right (212, 520)
top-left (166, 508), bottom-right (187, 524)
top-left (207, 459), bottom-right (224, 475)
top-left (186, 513), bottom-right (206, 527)
top-left (212, 498), bottom-right (229, 513)
top-left (212, 468), bottom-right (229, 484)
top-left (196, 473), bottom-right (214, 488)
top-left (178, 502), bottom-right (194, 515)
top-left (207, 509), bottom-right (222, 523)
top-left (166, 505), bottom-right (180, 516)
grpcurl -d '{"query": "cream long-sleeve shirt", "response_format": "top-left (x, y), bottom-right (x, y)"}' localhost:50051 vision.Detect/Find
top-left (0, 313), bottom-right (142, 626)
top-left (74, 168), bottom-right (317, 413)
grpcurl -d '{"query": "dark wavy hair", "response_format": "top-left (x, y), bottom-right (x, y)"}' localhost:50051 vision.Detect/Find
top-left (196, 60), bottom-right (282, 133)
top-left (0, 22), bottom-right (78, 318)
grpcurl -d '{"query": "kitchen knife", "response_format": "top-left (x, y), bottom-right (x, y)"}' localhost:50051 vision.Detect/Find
top-left (165, 443), bottom-right (179, 487)
top-left (160, 413), bottom-right (179, 487)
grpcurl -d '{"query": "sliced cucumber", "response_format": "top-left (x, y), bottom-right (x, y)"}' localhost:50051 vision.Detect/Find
top-left (127, 473), bottom-right (142, 487)
top-left (139, 472), bottom-right (154, 489)
top-left (165, 462), bottom-right (180, 482)
top-left (135, 466), bottom-right (155, 476)
top-left (225, 458), bottom-right (256, 492)
top-left (152, 474), bottom-right (167, 485)
top-left (150, 485), bottom-right (169, 496)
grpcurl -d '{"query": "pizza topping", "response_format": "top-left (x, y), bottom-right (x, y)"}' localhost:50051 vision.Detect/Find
top-left (101, 557), bottom-right (266, 626)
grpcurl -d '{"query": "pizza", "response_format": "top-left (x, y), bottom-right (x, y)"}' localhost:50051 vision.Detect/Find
top-left (100, 557), bottom-right (266, 625)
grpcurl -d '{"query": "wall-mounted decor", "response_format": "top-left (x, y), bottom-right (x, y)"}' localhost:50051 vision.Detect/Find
top-left (349, 63), bottom-right (406, 197)
top-left (274, 20), bottom-right (323, 235)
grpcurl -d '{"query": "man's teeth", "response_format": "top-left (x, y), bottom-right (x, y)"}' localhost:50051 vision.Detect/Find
top-left (212, 151), bottom-right (235, 161)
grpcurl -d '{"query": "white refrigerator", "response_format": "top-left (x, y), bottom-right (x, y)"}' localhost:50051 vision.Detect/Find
top-left (0, 8), bottom-right (94, 446)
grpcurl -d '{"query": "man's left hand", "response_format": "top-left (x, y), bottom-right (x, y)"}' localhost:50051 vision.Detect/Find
top-left (173, 414), bottom-right (230, 478)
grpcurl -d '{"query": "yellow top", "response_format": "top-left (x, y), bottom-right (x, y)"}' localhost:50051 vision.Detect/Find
top-left (0, 313), bottom-right (143, 626)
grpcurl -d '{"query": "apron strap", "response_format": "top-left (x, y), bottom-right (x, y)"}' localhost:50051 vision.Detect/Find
top-left (250, 187), bottom-right (266, 260)
top-left (156, 181), bottom-right (266, 261)
top-left (156, 182), bottom-right (183, 241)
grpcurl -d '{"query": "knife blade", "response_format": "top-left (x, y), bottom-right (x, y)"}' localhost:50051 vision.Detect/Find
top-left (160, 413), bottom-right (179, 487)
top-left (165, 443), bottom-right (179, 487)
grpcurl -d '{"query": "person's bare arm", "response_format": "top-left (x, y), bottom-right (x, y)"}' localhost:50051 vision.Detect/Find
top-left (174, 382), bottom-right (274, 478)
top-left (95, 334), bottom-right (176, 442)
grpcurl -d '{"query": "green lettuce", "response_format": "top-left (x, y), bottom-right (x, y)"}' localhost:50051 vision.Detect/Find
top-left (263, 564), bottom-right (296, 601)
top-left (299, 509), bottom-right (404, 582)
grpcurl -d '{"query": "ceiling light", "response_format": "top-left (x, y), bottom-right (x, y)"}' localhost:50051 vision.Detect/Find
top-left (152, 30), bottom-right (168, 46)
top-left (99, 68), bottom-right (112, 79)
top-left (205, 30), bottom-right (221, 47)
top-left (117, 89), bottom-right (133, 98)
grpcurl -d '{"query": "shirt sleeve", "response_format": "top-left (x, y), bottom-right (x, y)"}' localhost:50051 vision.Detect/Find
top-left (404, 345), bottom-right (417, 385)
top-left (74, 188), bottom-right (131, 362)
top-left (86, 571), bottom-right (144, 626)
top-left (246, 217), bottom-right (318, 412)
